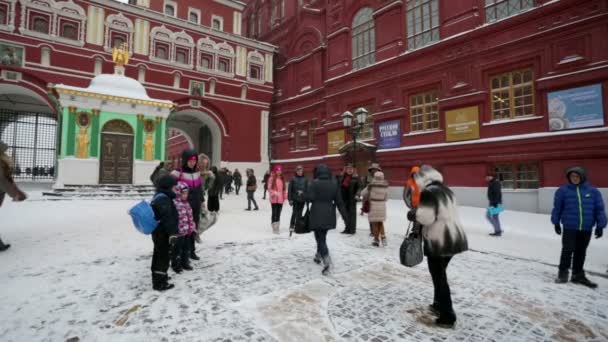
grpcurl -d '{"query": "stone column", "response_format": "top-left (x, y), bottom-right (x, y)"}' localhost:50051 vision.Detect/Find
top-left (89, 109), bottom-right (101, 157)
top-left (135, 114), bottom-right (144, 160)
top-left (155, 116), bottom-right (164, 161)
top-left (66, 106), bottom-right (77, 156)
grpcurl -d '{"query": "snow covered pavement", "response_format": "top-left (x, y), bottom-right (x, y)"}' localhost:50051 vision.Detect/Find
top-left (0, 191), bottom-right (607, 341)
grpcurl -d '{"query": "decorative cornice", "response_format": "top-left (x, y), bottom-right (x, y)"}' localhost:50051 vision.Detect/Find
top-left (55, 88), bottom-right (175, 108)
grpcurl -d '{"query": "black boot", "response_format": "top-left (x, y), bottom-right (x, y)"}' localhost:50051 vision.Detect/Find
top-left (0, 238), bottom-right (11, 252)
top-left (571, 273), bottom-right (598, 288)
top-left (435, 310), bottom-right (456, 328)
top-left (313, 253), bottom-right (322, 264)
top-left (182, 263), bottom-right (193, 271)
top-left (555, 269), bottom-right (569, 284)
top-left (190, 252), bottom-right (200, 261)
top-left (152, 273), bottom-right (174, 291)
top-left (429, 302), bottom-right (440, 316)
top-left (322, 255), bottom-right (332, 275)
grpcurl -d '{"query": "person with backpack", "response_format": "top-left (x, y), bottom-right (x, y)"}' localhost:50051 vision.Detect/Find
top-left (150, 174), bottom-right (179, 291)
top-left (171, 182), bottom-right (196, 274)
top-left (245, 168), bottom-right (259, 211)
top-left (268, 166), bottom-right (287, 234)
top-left (0, 142), bottom-right (27, 251)
top-left (171, 149), bottom-right (203, 261)
top-left (233, 169), bottom-right (242, 195)
top-left (361, 171), bottom-right (389, 247)
top-left (306, 164), bottom-right (347, 275)
top-left (288, 165), bottom-right (308, 235)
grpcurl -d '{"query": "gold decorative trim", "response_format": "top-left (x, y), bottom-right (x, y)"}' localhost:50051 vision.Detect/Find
top-left (91, 109), bottom-right (100, 116)
top-left (55, 88), bottom-right (174, 108)
top-left (68, 106), bottom-right (77, 114)
top-left (137, 114), bottom-right (144, 121)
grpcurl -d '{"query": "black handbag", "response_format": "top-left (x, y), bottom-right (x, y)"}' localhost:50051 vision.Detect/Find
top-left (294, 204), bottom-right (311, 234)
top-left (400, 222), bottom-right (424, 267)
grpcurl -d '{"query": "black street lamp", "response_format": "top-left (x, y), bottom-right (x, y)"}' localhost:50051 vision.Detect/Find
top-left (341, 107), bottom-right (368, 171)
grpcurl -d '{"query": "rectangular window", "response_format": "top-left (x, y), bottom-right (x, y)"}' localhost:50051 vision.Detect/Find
top-left (176, 48), bottom-right (188, 64)
top-left (155, 43), bottom-right (169, 60)
top-left (485, 0), bottom-right (535, 23)
top-left (32, 15), bottom-right (50, 34)
top-left (111, 32), bottom-right (127, 49)
top-left (308, 119), bottom-right (317, 146)
top-left (407, 0), bottom-right (439, 50)
top-left (296, 123), bottom-right (308, 149)
top-left (409, 90), bottom-right (439, 132)
top-left (490, 69), bottom-right (534, 120)
top-left (218, 58), bottom-right (229, 72)
top-left (495, 163), bottom-right (539, 189)
top-left (249, 65), bottom-right (261, 79)
top-left (189, 12), bottom-right (199, 24)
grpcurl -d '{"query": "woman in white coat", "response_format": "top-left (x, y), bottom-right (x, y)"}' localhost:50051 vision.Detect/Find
top-left (361, 171), bottom-right (388, 247)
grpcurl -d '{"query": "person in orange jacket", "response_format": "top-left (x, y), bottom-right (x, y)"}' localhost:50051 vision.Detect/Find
top-left (403, 166), bottom-right (421, 209)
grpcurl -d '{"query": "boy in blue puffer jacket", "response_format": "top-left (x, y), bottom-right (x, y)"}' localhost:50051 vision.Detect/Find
top-left (551, 166), bottom-right (606, 287)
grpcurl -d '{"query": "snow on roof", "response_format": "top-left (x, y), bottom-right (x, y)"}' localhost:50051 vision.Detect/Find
top-left (54, 73), bottom-right (174, 106)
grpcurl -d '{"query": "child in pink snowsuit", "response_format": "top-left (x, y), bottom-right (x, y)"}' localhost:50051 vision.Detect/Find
top-left (268, 165), bottom-right (287, 234)
top-left (171, 182), bottom-right (196, 273)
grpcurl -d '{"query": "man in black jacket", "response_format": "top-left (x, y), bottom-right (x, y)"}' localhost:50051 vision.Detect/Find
top-left (486, 172), bottom-right (503, 236)
top-left (336, 163), bottom-right (360, 234)
top-left (150, 175), bottom-right (179, 291)
top-left (288, 165), bottom-right (308, 235)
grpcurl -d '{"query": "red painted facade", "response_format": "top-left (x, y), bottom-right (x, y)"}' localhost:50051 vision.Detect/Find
top-left (245, 0), bottom-right (608, 189)
top-left (0, 0), bottom-right (273, 164)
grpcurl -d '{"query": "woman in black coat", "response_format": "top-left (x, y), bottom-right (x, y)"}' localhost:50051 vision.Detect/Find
top-left (306, 164), bottom-right (346, 275)
top-left (207, 166), bottom-right (221, 212)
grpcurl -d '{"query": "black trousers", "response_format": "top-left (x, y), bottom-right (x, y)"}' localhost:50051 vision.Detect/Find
top-left (235, 184), bottom-right (241, 195)
top-left (559, 229), bottom-right (592, 274)
top-left (171, 235), bottom-right (191, 269)
top-left (314, 229), bottom-right (329, 257)
top-left (271, 203), bottom-right (283, 223)
top-left (247, 191), bottom-right (258, 209)
top-left (343, 200), bottom-right (357, 233)
top-left (290, 202), bottom-right (305, 228)
top-left (207, 195), bottom-right (220, 212)
top-left (151, 230), bottom-right (170, 277)
top-left (263, 187), bottom-right (267, 199)
top-left (191, 204), bottom-right (200, 256)
top-left (427, 256), bottom-right (454, 319)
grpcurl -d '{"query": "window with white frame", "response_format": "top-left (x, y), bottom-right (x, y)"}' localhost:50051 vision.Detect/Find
top-left (247, 51), bottom-right (265, 81)
top-left (150, 26), bottom-right (194, 67)
top-left (216, 42), bottom-right (234, 75)
top-left (351, 8), bottom-right (375, 70)
top-left (156, 44), bottom-right (169, 60)
top-left (0, 4), bottom-right (7, 26)
top-left (494, 163), bottom-right (539, 189)
top-left (406, 0), bottom-right (439, 50)
top-left (32, 15), bottom-right (49, 33)
top-left (0, 0), bottom-right (16, 32)
top-left (212, 16), bottom-right (223, 30)
top-left (197, 37), bottom-right (216, 72)
top-left (410, 90), bottom-right (439, 131)
top-left (485, 0), bottom-right (535, 23)
top-left (20, 0), bottom-right (86, 46)
top-left (490, 68), bottom-right (535, 120)
top-left (104, 13), bottom-right (134, 53)
top-left (60, 21), bottom-right (77, 40)
top-left (164, 1), bottom-right (176, 16)
top-left (188, 8), bottom-right (201, 24)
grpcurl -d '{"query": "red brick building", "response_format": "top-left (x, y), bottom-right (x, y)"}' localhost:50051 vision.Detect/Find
top-left (0, 0), bottom-right (275, 182)
top-left (244, 0), bottom-right (608, 213)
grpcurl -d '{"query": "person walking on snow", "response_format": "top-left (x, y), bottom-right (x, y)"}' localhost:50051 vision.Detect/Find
top-left (552, 166), bottom-right (606, 288)
top-left (361, 163), bottom-right (382, 236)
top-left (337, 163), bottom-right (360, 234)
top-left (233, 169), bottom-right (242, 195)
top-left (171, 182), bottom-right (196, 274)
top-left (288, 165), bottom-right (308, 235)
top-left (150, 175), bottom-right (179, 291)
top-left (262, 170), bottom-right (271, 200)
top-left (486, 171), bottom-right (504, 236)
top-left (245, 168), bottom-right (259, 211)
top-left (406, 165), bottom-right (468, 328)
top-left (207, 166), bottom-right (221, 213)
top-left (268, 166), bottom-right (287, 234)
top-left (361, 171), bottom-right (389, 247)
top-left (0, 142), bottom-right (27, 251)
top-left (171, 149), bottom-right (203, 261)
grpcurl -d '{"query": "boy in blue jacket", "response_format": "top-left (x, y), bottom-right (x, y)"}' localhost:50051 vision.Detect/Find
top-left (552, 166), bottom-right (606, 288)
top-left (150, 175), bottom-right (179, 291)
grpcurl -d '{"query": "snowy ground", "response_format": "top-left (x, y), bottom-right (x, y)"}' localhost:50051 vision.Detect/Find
top-left (1, 187), bottom-right (607, 341)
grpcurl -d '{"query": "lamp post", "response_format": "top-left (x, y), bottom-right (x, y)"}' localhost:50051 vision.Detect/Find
top-left (341, 107), bottom-right (368, 172)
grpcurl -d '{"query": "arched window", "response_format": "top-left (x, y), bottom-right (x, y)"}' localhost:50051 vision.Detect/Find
top-left (189, 12), bottom-right (199, 24)
top-left (212, 18), bottom-right (221, 30)
top-left (351, 8), bottom-right (375, 70)
top-left (61, 23), bottom-right (77, 40)
top-left (156, 45), bottom-right (168, 60)
top-left (32, 16), bottom-right (49, 34)
top-left (164, 4), bottom-right (175, 16)
top-left (104, 13), bottom-right (134, 53)
top-left (218, 59), bottom-right (229, 72)
top-left (112, 34), bottom-right (125, 49)
top-left (176, 49), bottom-right (187, 64)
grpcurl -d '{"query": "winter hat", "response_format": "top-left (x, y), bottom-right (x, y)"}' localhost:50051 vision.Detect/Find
top-left (373, 171), bottom-right (385, 181)
top-left (274, 165), bottom-right (283, 172)
top-left (187, 155), bottom-right (197, 162)
top-left (176, 181), bottom-right (189, 193)
top-left (368, 163), bottom-right (382, 172)
top-left (157, 174), bottom-right (178, 192)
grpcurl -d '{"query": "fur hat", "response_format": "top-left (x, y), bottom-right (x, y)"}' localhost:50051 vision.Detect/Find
top-left (414, 165), bottom-right (443, 189)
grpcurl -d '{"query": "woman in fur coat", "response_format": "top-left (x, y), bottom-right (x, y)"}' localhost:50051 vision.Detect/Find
top-left (406, 165), bottom-right (468, 328)
top-left (361, 171), bottom-right (388, 247)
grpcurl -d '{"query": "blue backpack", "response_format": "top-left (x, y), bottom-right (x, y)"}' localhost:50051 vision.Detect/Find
top-left (128, 193), bottom-right (167, 234)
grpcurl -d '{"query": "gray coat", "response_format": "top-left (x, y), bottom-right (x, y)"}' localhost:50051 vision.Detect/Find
top-left (306, 164), bottom-right (346, 231)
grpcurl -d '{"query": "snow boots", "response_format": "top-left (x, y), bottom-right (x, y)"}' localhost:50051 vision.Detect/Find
top-left (0, 238), bottom-right (10, 252)
top-left (271, 222), bottom-right (280, 234)
top-left (322, 255), bottom-right (332, 276)
top-left (152, 272), bottom-right (174, 291)
top-left (571, 273), bottom-right (598, 288)
top-left (555, 270), bottom-right (569, 283)
top-left (435, 312), bottom-right (457, 328)
top-left (313, 253), bottom-right (322, 264)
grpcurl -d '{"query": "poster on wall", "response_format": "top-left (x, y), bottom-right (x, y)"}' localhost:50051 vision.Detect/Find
top-left (377, 120), bottom-right (401, 149)
top-left (327, 129), bottom-right (345, 154)
top-left (445, 106), bottom-right (480, 142)
top-left (548, 84), bottom-right (604, 131)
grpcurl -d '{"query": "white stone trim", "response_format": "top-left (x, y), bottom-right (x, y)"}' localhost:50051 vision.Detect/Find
top-left (0, 0), bottom-right (17, 32)
top-left (103, 12), bottom-right (134, 53)
top-left (246, 50), bottom-right (265, 83)
top-left (149, 25), bottom-right (194, 69)
top-left (19, 0), bottom-right (86, 47)
top-left (232, 11), bottom-right (241, 35)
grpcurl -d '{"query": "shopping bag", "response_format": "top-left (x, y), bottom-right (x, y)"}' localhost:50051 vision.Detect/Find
top-left (487, 204), bottom-right (504, 216)
top-left (399, 222), bottom-right (424, 267)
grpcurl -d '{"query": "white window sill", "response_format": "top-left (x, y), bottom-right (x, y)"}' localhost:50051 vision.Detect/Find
top-left (482, 115), bottom-right (543, 126)
top-left (403, 129), bottom-right (443, 137)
